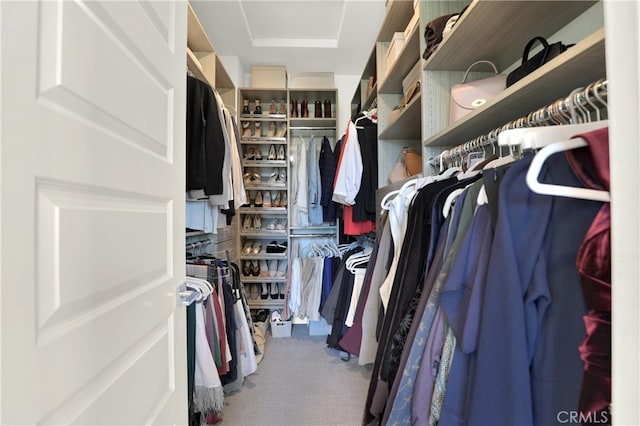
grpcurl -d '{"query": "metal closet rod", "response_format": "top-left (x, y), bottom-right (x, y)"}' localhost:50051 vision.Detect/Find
top-left (428, 78), bottom-right (608, 167)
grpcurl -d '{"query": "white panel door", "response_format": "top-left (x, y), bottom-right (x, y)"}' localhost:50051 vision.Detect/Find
top-left (1, 1), bottom-right (187, 424)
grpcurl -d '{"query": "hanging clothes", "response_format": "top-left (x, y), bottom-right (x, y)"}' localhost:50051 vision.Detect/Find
top-left (352, 114), bottom-right (378, 223)
top-left (319, 136), bottom-right (340, 223)
top-left (292, 137), bottom-right (310, 227)
top-left (332, 121), bottom-right (363, 206)
top-left (565, 128), bottom-right (611, 419)
top-left (307, 136), bottom-right (324, 225)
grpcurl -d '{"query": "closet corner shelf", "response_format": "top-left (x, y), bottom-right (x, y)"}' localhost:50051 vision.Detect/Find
top-left (240, 253), bottom-right (287, 260)
top-left (239, 207), bottom-right (288, 214)
top-left (244, 183), bottom-right (287, 190)
top-left (363, 83), bottom-right (378, 112)
top-left (240, 114), bottom-right (287, 122)
top-left (186, 48), bottom-right (213, 88)
top-left (240, 230), bottom-right (288, 238)
top-left (422, 0), bottom-right (598, 71)
top-left (377, 0), bottom-right (415, 42)
top-left (241, 137), bottom-right (287, 144)
top-left (241, 276), bottom-right (287, 283)
top-left (289, 117), bottom-right (336, 128)
top-left (423, 28), bottom-right (606, 147)
top-left (378, 21), bottom-right (420, 95)
top-left (186, 231), bottom-right (206, 237)
top-left (379, 94), bottom-right (421, 140)
top-left (242, 160), bottom-right (287, 167)
top-left (247, 300), bottom-right (286, 308)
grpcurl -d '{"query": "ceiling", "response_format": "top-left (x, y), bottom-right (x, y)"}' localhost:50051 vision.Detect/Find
top-left (190, 0), bottom-right (388, 78)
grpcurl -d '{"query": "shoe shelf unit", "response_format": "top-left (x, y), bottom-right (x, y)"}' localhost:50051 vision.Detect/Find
top-left (185, 2), bottom-right (237, 260)
top-left (238, 87), bottom-right (291, 307)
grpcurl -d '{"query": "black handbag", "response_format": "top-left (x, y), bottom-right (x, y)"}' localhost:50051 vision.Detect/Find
top-left (506, 36), bottom-right (574, 87)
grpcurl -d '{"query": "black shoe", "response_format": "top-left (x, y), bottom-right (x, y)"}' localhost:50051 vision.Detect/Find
top-left (254, 99), bottom-right (262, 114)
top-left (242, 99), bottom-right (250, 115)
top-left (261, 283), bottom-right (269, 299)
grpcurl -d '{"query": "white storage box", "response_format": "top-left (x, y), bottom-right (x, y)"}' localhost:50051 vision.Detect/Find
top-left (270, 320), bottom-right (292, 338)
top-left (403, 60), bottom-right (421, 96)
top-left (386, 32), bottom-right (405, 72)
top-left (252, 66), bottom-right (287, 88)
top-left (291, 72), bottom-right (335, 89)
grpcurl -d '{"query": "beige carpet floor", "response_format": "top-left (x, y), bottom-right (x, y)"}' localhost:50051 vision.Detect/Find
top-left (220, 323), bottom-right (373, 426)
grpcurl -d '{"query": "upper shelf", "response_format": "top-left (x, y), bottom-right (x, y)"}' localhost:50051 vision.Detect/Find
top-left (423, 0), bottom-right (599, 71)
top-left (187, 47), bottom-right (212, 87)
top-left (378, 20), bottom-right (420, 94)
top-left (377, 0), bottom-right (415, 42)
top-left (239, 88), bottom-right (288, 102)
top-left (289, 118), bottom-right (337, 128)
top-left (187, 3), bottom-right (213, 54)
top-left (424, 28), bottom-right (606, 147)
top-left (379, 93), bottom-right (421, 140)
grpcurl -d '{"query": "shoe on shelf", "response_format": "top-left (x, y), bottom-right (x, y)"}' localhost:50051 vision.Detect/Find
top-left (270, 282), bottom-right (279, 299)
top-left (260, 260), bottom-right (269, 277)
top-left (266, 241), bottom-right (287, 254)
top-left (243, 190), bottom-right (251, 207)
top-left (244, 147), bottom-right (255, 161)
top-left (253, 215), bottom-right (262, 230)
top-left (278, 99), bottom-right (287, 115)
top-left (242, 99), bottom-right (250, 115)
top-left (280, 191), bottom-right (288, 207)
top-left (277, 145), bottom-right (286, 160)
top-left (324, 99), bottom-right (332, 118)
top-left (276, 259), bottom-right (288, 277)
top-left (252, 168), bottom-right (262, 182)
top-left (251, 260), bottom-right (260, 277)
top-left (301, 99), bottom-right (309, 118)
top-left (278, 282), bottom-right (285, 299)
top-left (243, 170), bottom-right (253, 184)
top-left (242, 241), bottom-right (253, 254)
top-left (268, 144), bottom-right (277, 160)
top-left (242, 260), bottom-right (251, 276)
top-left (275, 218), bottom-right (287, 231)
top-left (266, 219), bottom-right (276, 230)
top-left (267, 121), bottom-right (276, 137)
top-left (254, 191), bottom-right (263, 207)
top-left (272, 191), bottom-right (281, 207)
top-left (314, 100), bottom-right (323, 118)
top-left (242, 121), bottom-right (251, 138)
top-left (291, 98), bottom-right (299, 118)
top-left (254, 121), bottom-right (262, 137)
top-left (278, 168), bottom-right (287, 183)
top-left (254, 99), bottom-right (262, 114)
top-left (254, 148), bottom-right (263, 160)
top-left (268, 171), bottom-right (279, 183)
top-left (263, 191), bottom-right (272, 208)
top-left (261, 283), bottom-right (269, 299)
top-left (252, 241), bottom-right (262, 254)
top-left (269, 99), bottom-right (277, 114)
top-left (268, 260), bottom-right (278, 277)
top-left (242, 215), bottom-right (252, 231)
top-left (276, 123), bottom-right (287, 138)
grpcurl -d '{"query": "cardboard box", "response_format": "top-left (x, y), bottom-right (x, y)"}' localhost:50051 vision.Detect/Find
top-left (405, 8), bottom-right (420, 40)
top-left (403, 60), bottom-right (421, 96)
top-left (291, 72), bottom-right (335, 89)
top-left (270, 320), bottom-right (292, 337)
top-left (386, 33), bottom-right (405, 73)
top-left (252, 66), bottom-right (287, 88)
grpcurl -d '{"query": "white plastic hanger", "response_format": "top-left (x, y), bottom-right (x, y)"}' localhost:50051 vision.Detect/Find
top-left (443, 187), bottom-right (465, 218)
top-left (500, 120), bottom-right (608, 152)
top-left (526, 136), bottom-right (610, 202)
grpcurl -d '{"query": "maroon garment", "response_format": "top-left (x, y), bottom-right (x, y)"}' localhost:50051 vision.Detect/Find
top-left (566, 127), bottom-right (611, 422)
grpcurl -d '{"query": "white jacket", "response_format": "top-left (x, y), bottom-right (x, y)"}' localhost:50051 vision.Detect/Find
top-left (332, 121), bottom-right (363, 205)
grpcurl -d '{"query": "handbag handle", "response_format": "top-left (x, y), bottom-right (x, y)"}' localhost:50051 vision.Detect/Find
top-left (461, 60), bottom-right (499, 83)
top-left (522, 36), bottom-right (550, 64)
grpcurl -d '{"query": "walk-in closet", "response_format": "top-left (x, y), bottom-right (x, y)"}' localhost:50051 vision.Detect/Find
top-left (1, 0), bottom-right (638, 424)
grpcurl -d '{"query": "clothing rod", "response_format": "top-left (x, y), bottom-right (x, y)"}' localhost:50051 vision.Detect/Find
top-left (427, 78), bottom-right (608, 167)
